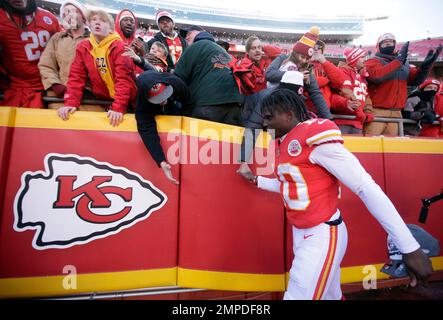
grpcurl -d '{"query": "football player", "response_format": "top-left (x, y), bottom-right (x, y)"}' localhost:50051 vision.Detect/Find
top-left (239, 89), bottom-right (433, 300)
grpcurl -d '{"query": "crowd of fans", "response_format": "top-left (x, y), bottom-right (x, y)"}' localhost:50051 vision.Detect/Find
top-left (1, 0), bottom-right (442, 183)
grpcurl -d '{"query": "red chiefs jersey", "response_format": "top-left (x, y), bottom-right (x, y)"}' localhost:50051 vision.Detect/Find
top-left (274, 119), bottom-right (344, 228)
top-left (164, 36), bottom-right (183, 66)
top-left (0, 8), bottom-right (60, 89)
top-left (341, 66), bottom-right (368, 107)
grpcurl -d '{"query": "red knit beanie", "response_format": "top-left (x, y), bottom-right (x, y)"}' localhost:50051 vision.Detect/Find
top-left (343, 48), bottom-right (367, 67)
top-left (292, 26), bottom-right (320, 57)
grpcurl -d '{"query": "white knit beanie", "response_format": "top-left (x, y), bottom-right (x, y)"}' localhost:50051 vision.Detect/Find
top-left (60, 0), bottom-right (88, 22)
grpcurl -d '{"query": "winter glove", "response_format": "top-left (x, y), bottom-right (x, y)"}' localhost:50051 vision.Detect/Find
top-left (395, 41), bottom-right (409, 65)
top-left (364, 113), bottom-right (375, 123)
top-left (51, 84), bottom-right (67, 98)
top-left (420, 45), bottom-right (442, 69)
top-left (421, 110), bottom-right (437, 124)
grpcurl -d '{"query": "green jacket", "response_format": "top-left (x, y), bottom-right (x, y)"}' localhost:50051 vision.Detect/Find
top-left (174, 36), bottom-right (243, 107)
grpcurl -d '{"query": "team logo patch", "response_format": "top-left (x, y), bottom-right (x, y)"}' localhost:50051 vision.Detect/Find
top-left (308, 47), bottom-right (314, 57)
top-left (43, 16), bottom-right (53, 25)
top-left (14, 154), bottom-right (167, 250)
top-left (151, 83), bottom-right (162, 92)
top-left (287, 139), bottom-right (302, 157)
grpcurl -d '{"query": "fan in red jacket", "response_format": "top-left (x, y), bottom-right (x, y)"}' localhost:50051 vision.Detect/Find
top-left (232, 36), bottom-right (268, 96)
top-left (0, 0), bottom-right (60, 108)
top-left (364, 33), bottom-right (441, 136)
top-left (331, 48), bottom-right (374, 134)
top-left (308, 39), bottom-right (355, 110)
top-left (58, 9), bottom-right (136, 127)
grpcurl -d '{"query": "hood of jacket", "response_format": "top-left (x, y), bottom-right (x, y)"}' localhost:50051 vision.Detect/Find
top-left (375, 51), bottom-right (398, 62)
top-left (115, 9), bottom-right (137, 44)
top-left (194, 31), bottom-right (215, 43)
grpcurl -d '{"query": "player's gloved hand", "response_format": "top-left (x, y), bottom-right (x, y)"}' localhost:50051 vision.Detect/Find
top-left (395, 41), bottom-right (409, 65)
top-left (402, 248), bottom-right (433, 287)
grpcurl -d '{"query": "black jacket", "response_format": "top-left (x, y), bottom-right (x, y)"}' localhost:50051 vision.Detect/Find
top-left (135, 71), bottom-right (190, 167)
top-left (146, 32), bottom-right (187, 71)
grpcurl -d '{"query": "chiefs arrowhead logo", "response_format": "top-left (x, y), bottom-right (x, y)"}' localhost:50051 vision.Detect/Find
top-left (13, 154), bottom-right (167, 250)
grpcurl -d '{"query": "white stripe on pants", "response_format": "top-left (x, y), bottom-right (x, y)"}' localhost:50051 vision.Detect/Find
top-left (284, 211), bottom-right (348, 300)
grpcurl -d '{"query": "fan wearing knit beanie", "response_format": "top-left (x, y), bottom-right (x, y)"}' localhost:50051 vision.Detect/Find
top-left (265, 26), bottom-right (334, 120)
top-left (38, 0), bottom-right (89, 109)
top-left (329, 47), bottom-right (374, 134)
top-left (146, 10), bottom-right (187, 70)
top-left (288, 26), bottom-right (320, 71)
top-left (115, 9), bottom-right (137, 45)
top-left (293, 27), bottom-right (354, 115)
top-left (60, 0), bottom-right (87, 30)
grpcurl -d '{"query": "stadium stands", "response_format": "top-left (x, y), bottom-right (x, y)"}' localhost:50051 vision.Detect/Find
top-left (45, 0), bottom-right (363, 40)
top-left (39, 1), bottom-right (443, 64)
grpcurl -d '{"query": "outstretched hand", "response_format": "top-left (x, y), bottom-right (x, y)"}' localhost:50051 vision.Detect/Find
top-left (402, 248), bottom-right (433, 287)
top-left (160, 161), bottom-right (179, 185)
top-left (122, 46), bottom-right (142, 64)
top-left (237, 162), bottom-right (257, 184)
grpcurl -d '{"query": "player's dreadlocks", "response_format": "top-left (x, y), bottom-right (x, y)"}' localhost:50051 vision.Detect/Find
top-left (261, 89), bottom-right (312, 123)
top-left (0, 0), bottom-right (37, 15)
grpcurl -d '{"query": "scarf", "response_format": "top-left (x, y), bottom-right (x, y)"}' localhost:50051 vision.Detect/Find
top-left (375, 52), bottom-right (397, 62)
top-left (88, 33), bottom-right (121, 98)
